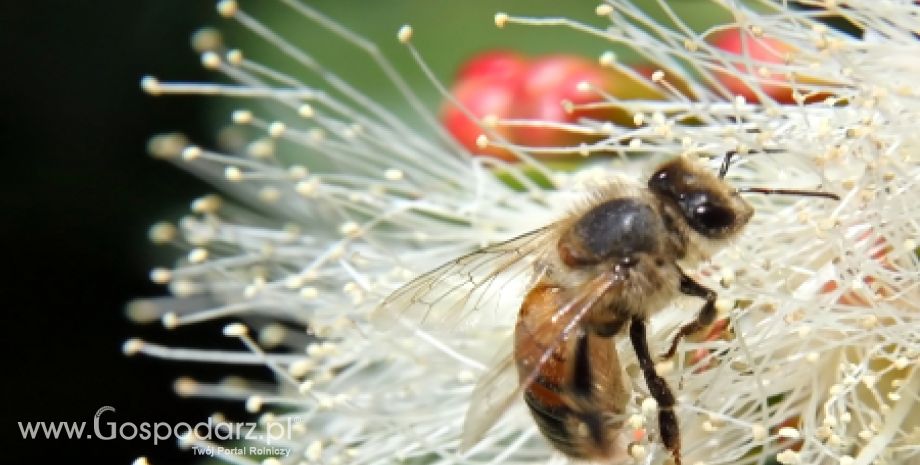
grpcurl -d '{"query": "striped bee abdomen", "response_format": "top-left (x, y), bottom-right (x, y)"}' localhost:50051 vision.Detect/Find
top-left (515, 284), bottom-right (630, 460)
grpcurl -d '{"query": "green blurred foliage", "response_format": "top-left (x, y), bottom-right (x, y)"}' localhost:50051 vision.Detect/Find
top-left (206, 0), bottom-right (731, 130)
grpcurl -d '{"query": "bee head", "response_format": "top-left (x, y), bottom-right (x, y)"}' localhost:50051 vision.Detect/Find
top-left (648, 157), bottom-right (754, 240)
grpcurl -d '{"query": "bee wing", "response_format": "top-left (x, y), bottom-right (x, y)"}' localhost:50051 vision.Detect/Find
top-left (459, 335), bottom-right (518, 453)
top-left (459, 269), bottom-right (629, 452)
top-left (371, 225), bottom-right (557, 331)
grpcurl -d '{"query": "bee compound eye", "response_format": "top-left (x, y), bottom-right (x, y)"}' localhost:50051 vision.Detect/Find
top-left (693, 202), bottom-right (735, 230)
top-left (648, 170), bottom-right (673, 195)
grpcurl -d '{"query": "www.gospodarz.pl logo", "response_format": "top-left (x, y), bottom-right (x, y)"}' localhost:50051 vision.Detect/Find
top-left (19, 405), bottom-right (300, 449)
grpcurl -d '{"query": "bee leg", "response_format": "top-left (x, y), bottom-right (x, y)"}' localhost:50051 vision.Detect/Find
top-left (630, 319), bottom-right (681, 465)
top-left (591, 315), bottom-right (627, 338)
top-left (571, 329), bottom-right (593, 399)
top-left (661, 271), bottom-right (718, 360)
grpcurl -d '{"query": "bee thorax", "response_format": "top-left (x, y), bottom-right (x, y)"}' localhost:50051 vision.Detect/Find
top-left (558, 198), bottom-right (663, 267)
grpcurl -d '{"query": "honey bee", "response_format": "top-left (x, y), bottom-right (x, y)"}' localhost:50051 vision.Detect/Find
top-left (374, 153), bottom-right (838, 464)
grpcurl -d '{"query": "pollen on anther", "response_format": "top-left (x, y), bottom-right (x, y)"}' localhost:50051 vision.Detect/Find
top-left (126, 301), bottom-right (159, 323)
top-left (628, 414), bottom-right (645, 429)
top-left (298, 104), bottom-right (315, 118)
top-left (298, 380), bottom-right (315, 395)
top-left (776, 449), bottom-right (800, 465)
top-left (300, 287), bottom-right (319, 300)
top-left (181, 145), bottom-right (202, 161)
top-left (561, 100), bottom-right (575, 114)
top-left (641, 397), bottom-right (658, 415)
top-left (247, 139), bottom-right (275, 158)
top-left (122, 338), bottom-right (145, 356)
top-left (384, 168), bottom-right (404, 181)
top-left (245, 395), bottom-right (263, 413)
top-left (655, 359), bottom-right (674, 375)
top-left (591, 2), bottom-right (612, 15)
top-left (259, 324), bottom-right (286, 348)
top-left (598, 51), bottom-right (616, 67)
top-left (307, 128), bottom-right (326, 144)
top-left (296, 179), bottom-right (320, 197)
top-left (651, 70), bottom-right (665, 82)
top-left (147, 133), bottom-right (188, 159)
top-left (226, 49), bottom-right (243, 66)
top-left (714, 298), bottom-right (732, 314)
top-left (231, 109), bottom-right (253, 124)
top-left (201, 52), bottom-right (221, 70)
top-left (132, 457), bottom-right (150, 465)
top-left (162, 312), bottom-right (179, 329)
top-left (191, 27), bottom-right (222, 53)
top-left (188, 248), bottom-right (208, 264)
top-left (860, 315), bottom-right (878, 329)
top-left (177, 430), bottom-right (193, 445)
top-left (475, 134), bottom-right (489, 148)
top-left (259, 186), bottom-right (281, 204)
top-left (284, 275), bottom-right (304, 290)
top-left (268, 121), bottom-right (286, 138)
top-left (339, 221), bottom-right (362, 238)
top-left (191, 194), bottom-right (222, 214)
top-left (778, 427), bottom-right (801, 439)
top-left (289, 359), bottom-right (314, 378)
top-left (397, 25), bottom-right (413, 43)
top-left (479, 114), bottom-right (498, 127)
top-left (343, 282), bottom-right (365, 304)
top-left (174, 377), bottom-right (199, 397)
top-left (720, 268), bottom-right (736, 286)
top-left (224, 166), bottom-right (243, 182)
top-left (629, 444), bottom-right (646, 460)
top-left (223, 322), bottom-right (248, 337)
top-left (494, 13), bottom-right (509, 28)
top-left (172, 280), bottom-right (200, 298)
top-left (148, 222), bottom-right (177, 244)
top-left (288, 165), bottom-right (309, 179)
top-left (216, 0), bottom-right (238, 17)
top-left (150, 268), bottom-right (172, 284)
top-left (306, 440), bottom-right (323, 461)
top-left (140, 76), bottom-right (161, 95)
top-left (457, 370), bottom-right (476, 384)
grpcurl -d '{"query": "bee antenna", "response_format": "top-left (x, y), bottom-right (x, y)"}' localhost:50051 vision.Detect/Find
top-left (718, 151), bottom-right (736, 179)
top-left (718, 149), bottom-right (785, 179)
top-left (737, 187), bottom-right (840, 201)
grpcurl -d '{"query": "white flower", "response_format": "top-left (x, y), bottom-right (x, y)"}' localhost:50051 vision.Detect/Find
top-left (129, 1), bottom-right (919, 465)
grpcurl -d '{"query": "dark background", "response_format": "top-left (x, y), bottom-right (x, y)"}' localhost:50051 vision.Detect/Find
top-left (1, 2), bottom-right (240, 463)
